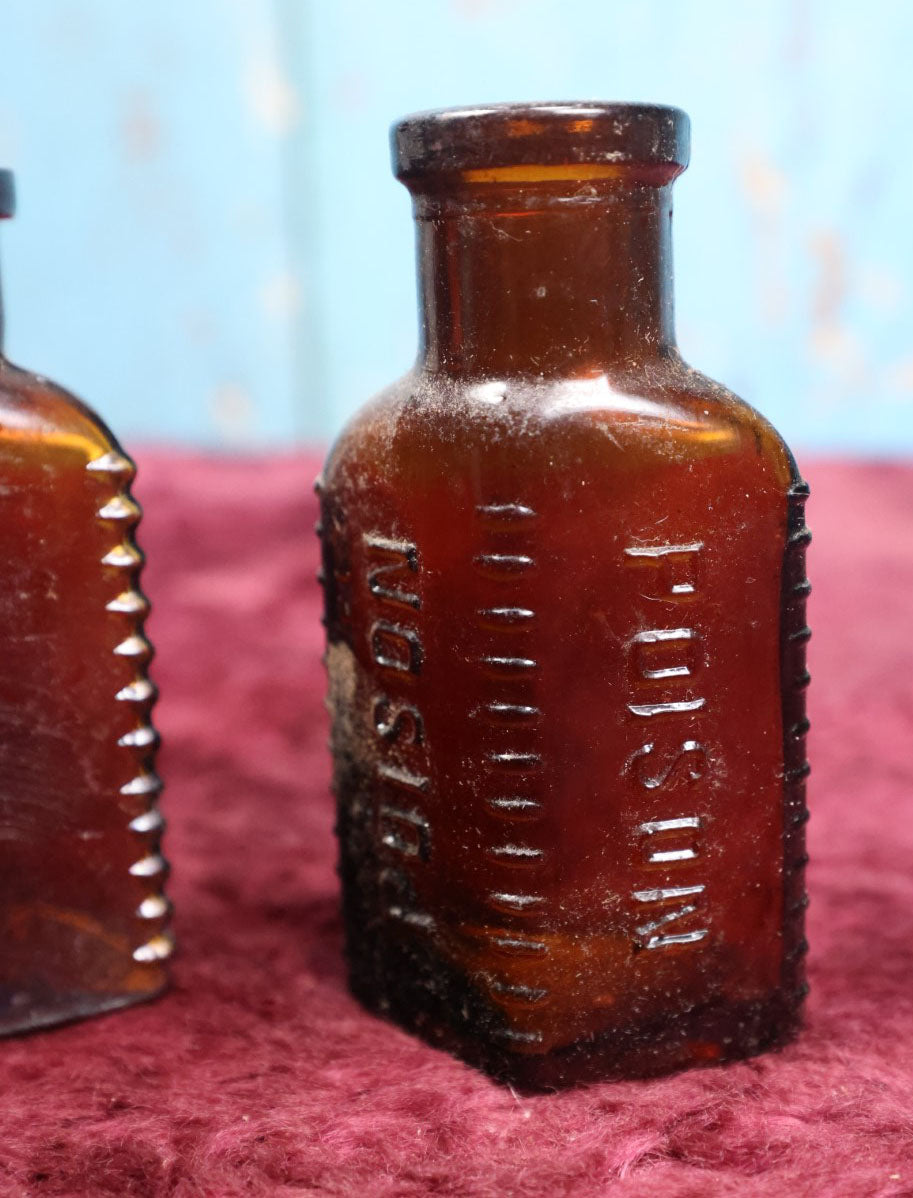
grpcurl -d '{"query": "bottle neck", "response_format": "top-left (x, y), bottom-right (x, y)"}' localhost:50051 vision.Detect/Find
top-left (412, 180), bottom-right (677, 378)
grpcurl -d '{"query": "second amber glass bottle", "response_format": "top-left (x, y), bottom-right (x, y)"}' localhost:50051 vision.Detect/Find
top-left (319, 104), bottom-right (810, 1087)
top-left (0, 171), bottom-right (170, 1033)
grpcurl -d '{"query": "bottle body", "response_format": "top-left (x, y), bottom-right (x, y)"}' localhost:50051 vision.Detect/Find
top-left (320, 365), bottom-right (808, 1084)
top-left (0, 359), bottom-right (169, 1034)
top-left (320, 103), bottom-right (808, 1085)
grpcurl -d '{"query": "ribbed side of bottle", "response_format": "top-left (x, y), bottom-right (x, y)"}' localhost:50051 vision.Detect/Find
top-left (779, 480), bottom-right (811, 1007)
top-left (87, 448), bottom-right (171, 973)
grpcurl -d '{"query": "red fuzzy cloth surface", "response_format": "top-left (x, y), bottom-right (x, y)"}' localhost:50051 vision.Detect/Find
top-left (0, 453), bottom-right (910, 1198)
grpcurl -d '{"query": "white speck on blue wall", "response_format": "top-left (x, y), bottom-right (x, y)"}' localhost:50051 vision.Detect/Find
top-left (0, 0), bottom-right (910, 453)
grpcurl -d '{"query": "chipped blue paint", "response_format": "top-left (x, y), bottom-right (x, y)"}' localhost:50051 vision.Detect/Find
top-left (0, 0), bottom-right (297, 446)
top-left (0, 0), bottom-right (910, 451)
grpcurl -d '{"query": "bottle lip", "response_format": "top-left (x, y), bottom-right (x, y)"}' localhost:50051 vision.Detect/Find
top-left (392, 101), bottom-right (689, 181)
top-left (0, 170), bottom-right (14, 219)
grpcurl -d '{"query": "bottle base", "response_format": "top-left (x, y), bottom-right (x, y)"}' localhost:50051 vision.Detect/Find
top-left (0, 979), bottom-right (169, 1038)
top-left (349, 948), bottom-right (805, 1090)
top-left (470, 993), bottom-right (803, 1090)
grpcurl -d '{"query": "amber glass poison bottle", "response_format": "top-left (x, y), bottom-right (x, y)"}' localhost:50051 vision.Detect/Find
top-left (318, 104), bottom-right (810, 1087)
top-left (0, 171), bottom-right (169, 1034)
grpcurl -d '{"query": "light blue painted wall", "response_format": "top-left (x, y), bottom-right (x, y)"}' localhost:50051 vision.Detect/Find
top-left (0, 0), bottom-right (911, 452)
top-left (0, 0), bottom-right (300, 446)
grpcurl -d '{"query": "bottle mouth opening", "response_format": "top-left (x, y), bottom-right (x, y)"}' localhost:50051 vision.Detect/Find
top-left (392, 102), bottom-right (689, 186)
top-left (0, 171), bottom-right (15, 219)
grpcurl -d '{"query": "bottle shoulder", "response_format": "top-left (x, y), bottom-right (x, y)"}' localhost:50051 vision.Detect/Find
top-left (0, 357), bottom-right (123, 464)
top-left (638, 355), bottom-right (801, 486)
top-left (323, 359), bottom-right (799, 493)
top-left (322, 371), bottom-right (418, 472)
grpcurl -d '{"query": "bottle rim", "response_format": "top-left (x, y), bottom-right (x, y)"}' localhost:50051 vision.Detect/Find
top-left (0, 170), bottom-right (14, 219)
top-left (392, 101), bottom-right (689, 181)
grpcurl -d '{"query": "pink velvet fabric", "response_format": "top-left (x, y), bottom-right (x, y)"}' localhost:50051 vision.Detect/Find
top-left (0, 453), bottom-right (910, 1197)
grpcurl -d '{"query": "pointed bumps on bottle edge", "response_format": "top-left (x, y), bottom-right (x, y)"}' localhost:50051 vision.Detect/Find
top-left (87, 449), bottom-right (173, 966)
